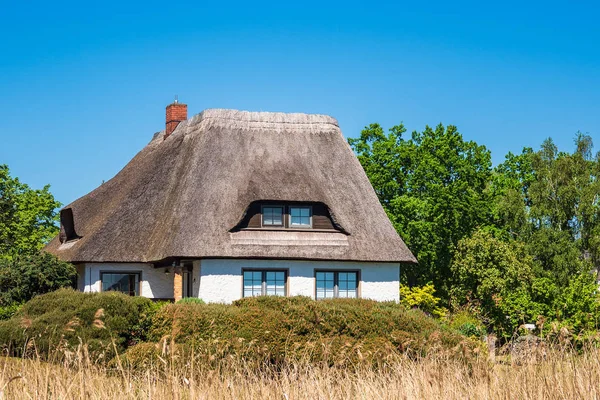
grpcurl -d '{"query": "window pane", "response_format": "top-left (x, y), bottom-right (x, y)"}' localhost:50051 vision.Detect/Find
top-left (243, 271), bottom-right (263, 297)
top-left (102, 273), bottom-right (139, 296)
top-left (337, 272), bottom-right (358, 299)
top-left (290, 207), bottom-right (311, 226)
top-left (263, 207), bottom-right (283, 226)
top-left (316, 272), bottom-right (335, 299)
top-left (266, 271), bottom-right (285, 296)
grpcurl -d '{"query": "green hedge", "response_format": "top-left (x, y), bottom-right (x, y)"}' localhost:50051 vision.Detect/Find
top-left (0, 288), bottom-right (160, 361)
top-left (0, 304), bottom-right (22, 321)
top-left (145, 296), bottom-right (476, 368)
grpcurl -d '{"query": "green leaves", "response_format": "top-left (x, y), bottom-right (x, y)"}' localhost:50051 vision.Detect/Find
top-left (0, 252), bottom-right (76, 306)
top-left (350, 123), bottom-right (492, 294)
top-left (351, 121), bottom-right (600, 338)
top-left (0, 164), bottom-right (61, 260)
top-left (400, 283), bottom-right (447, 318)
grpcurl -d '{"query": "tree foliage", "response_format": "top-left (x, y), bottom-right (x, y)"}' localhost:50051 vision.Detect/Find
top-left (0, 164), bottom-right (60, 259)
top-left (0, 252), bottom-right (76, 306)
top-left (0, 165), bottom-right (72, 306)
top-left (349, 123), bottom-right (492, 295)
top-left (353, 124), bottom-right (600, 337)
top-left (400, 283), bottom-right (446, 318)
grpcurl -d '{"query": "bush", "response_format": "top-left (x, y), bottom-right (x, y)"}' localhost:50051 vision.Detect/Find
top-left (400, 283), bottom-right (447, 317)
top-left (148, 296), bottom-right (478, 368)
top-left (447, 310), bottom-right (486, 338)
top-left (0, 303), bottom-right (22, 321)
top-left (0, 252), bottom-right (76, 305)
top-left (176, 297), bottom-right (205, 305)
top-left (0, 288), bottom-right (160, 361)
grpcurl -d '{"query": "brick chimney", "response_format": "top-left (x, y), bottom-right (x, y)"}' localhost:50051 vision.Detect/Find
top-left (165, 98), bottom-right (187, 139)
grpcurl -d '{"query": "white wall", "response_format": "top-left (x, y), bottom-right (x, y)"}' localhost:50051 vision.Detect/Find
top-left (198, 259), bottom-right (400, 303)
top-left (79, 260), bottom-right (400, 303)
top-left (81, 263), bottom-right (174, 299)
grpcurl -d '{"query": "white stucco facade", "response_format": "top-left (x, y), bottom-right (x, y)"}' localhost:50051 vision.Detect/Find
top-left (78, 263), bottom-right (175, 299)
top-left (77, 259), bottom-right (400, 303)
top-left (198, 259), bottom-right (400, 303)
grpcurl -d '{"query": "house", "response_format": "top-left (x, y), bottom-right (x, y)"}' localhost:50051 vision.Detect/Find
top-left (45, 101), bottom-right (416, 303)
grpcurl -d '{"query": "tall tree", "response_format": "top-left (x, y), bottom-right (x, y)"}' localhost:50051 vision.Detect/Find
top-left (349, 123), bottom-right (492, 295)
top-left (0, 165), bottom-right (60, 259)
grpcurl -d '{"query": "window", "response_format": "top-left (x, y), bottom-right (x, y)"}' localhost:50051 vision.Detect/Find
top-left (101, 272), bottom-right (140, 296)
top-left (289, 206), bottom-right (312, 227)
top-left (262, 206), bottom-right (284, 226)
top-left (316, 271), bottom-right (358, 299)
top-left (243, 270), bottom-right (286, 297)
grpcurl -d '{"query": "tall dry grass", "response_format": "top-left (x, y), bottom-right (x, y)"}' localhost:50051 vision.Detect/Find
top-left (1, 346), bottom-right (600, 399)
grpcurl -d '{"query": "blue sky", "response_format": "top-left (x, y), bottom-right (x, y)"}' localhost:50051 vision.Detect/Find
top-left (1, 1), bottom-right (598, 206)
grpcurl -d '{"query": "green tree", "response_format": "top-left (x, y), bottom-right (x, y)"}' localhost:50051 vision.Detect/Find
top-left (490, 148), bottom-right (535, 239)
top-left (0, 164), bottom-right (61, 259)
top-left (0, 251), bottom-right (76, 305)
top-left (349, 123), bottom-right (492, 295)
top-left (450, 229), bottom-right (536, 335)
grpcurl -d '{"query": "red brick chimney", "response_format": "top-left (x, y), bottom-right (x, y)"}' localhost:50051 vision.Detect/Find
top-left (165, 98), bottom-right (187, 139)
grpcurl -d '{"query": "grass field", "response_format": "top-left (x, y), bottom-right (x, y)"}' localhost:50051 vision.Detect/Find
top-left (1, 348), bottom-right (599, 400)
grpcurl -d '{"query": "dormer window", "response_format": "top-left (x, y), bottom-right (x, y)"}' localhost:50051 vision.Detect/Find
top-left (289, 206), bottom-right (312, 228)
top-left (262, 206), bottom-right (284, 227)
top-left (232, 201), bottom-right (345, 233)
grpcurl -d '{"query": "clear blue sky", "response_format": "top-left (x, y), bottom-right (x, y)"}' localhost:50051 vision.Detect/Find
top-left (1, 1), bottom-right (598, 207)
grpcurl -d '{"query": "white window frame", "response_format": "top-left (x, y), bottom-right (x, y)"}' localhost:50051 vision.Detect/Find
top-left (289, 206), bottom-right (312, 228)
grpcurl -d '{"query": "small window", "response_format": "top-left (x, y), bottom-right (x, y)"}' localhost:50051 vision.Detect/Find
top-left (316, 271), bottom-right (358, 299)
top-left (289, 206), bottom-right (312, 227)
top-left (243, 270), bottom-right (286, 297)
top-left (262, 206), bottom-right (284, 226)
top-left (101, 272), bottom-right (140, 296)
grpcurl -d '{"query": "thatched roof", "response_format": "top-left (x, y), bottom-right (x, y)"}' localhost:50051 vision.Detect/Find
top-left (45, 109), bottom-right (416, 264)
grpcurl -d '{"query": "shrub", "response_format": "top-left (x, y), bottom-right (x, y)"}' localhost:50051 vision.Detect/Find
top-left (148, 296), bottom-right (478, 368)
top-left (0, 252), bottom-right (76, 305)
top-left (400, 283), bottom-right (447, 317)
top-left (447, 310), bottom-right (486, 338)
top-left (176, 297), bottom-right (205, 305)
top-left (0, 288), bottom-right (158, 361)
top-left (0, 303), bottom-right (22, 321)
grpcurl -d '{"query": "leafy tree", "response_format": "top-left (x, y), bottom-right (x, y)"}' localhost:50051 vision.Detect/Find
top-left (0, 164), bottom-right (61, 259)
top-left (450, 229), bottom-right (536, 335)
top-left (490, 148), bottom-right (535, 239)
top-left (349, 123), bottom-right (492, 295)
top-left (0, 251), bottom-right (76, 306)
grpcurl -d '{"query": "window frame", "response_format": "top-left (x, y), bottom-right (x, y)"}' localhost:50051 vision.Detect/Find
top-left (314, 270), bottom-right (360, 299)
top-left (288, 205), bottom-right (313, 228)
top-left (100, 271), bottom-right (142, 296)
top-left (261, 205), bottom-right (285, 228)
top-left (242, 268), bottom-right (288, 297)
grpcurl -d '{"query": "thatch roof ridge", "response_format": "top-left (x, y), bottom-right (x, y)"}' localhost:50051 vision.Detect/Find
top-left (192, 108), bottom-right (339, 127)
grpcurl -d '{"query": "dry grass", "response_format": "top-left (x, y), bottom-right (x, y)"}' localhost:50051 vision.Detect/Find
top-left (1, 348), bottom-right (600, 399)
